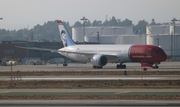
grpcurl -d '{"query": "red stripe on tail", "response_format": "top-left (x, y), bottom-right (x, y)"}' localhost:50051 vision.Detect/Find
top-left (57, 20), bottom-right (62, 24)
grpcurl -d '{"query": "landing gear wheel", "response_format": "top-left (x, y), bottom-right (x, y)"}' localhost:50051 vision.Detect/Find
top-left (93, 65), bottom-right (96, 69)
top-left (155, 66), bottom-right (159, 69)
top-left (63, 63), bottom-right (68, 66)
top-left (123, 65), bottom-right (126, 69)
top-left (143, 68), bottom-right (147, 71)
top-left (116, 65), bottom-right (120, 69)
top-left (116, 64), bottom-right (126, 69)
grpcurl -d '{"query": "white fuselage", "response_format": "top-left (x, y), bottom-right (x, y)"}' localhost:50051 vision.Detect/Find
top-left (58, 44), bottom-right (133, 63)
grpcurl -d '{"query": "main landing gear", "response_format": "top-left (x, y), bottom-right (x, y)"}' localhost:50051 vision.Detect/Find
top-left (154, 62), bottom-right (160, 69)
top-left (93, 65), bottom-right (102, 69)
top-left (116, 64), bottom-right (126, 69)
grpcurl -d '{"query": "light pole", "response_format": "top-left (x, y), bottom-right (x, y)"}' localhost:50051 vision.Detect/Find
top-left (101, 28), bottom-right (104, 35)
top-left (97, 31), bottom-right (99, 43)
top-left (80, 17), bottom-right (88, 43)
top-left (162, 26), bottom-right (166, 34)
top-left (171, 18), bottom-right (178, 60)
top-left (114, 28), bottom-right (117, 35)
top-left (156, 38), bottom-right (159, 46)
top-left (114, 36), bottom-right (117, 44)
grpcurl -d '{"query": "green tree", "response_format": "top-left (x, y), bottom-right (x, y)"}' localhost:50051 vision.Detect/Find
top-left (121, 19), bottom-right (133, 27)
top-left (85, 20), bottom-right (91, 27)
top-left (92, 20), bottom-right (102, 26)
top-left (134, 20), bottom-right (148, 34)
top-left (117, 19), bottom-right (121, 26)
top-left (73, 21), bottom-right (82, 27)
top-left (110, 16), bottom-right (118, 26)
top-left (150, 18), bottom-right (156, 25)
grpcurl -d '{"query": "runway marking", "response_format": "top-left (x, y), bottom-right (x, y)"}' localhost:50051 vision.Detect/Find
top-left (0, 91), bottom-right (9, 94)
top-left (115, 91), bottom-right (131, 94)
top-left (21, 77), bottom-right (161, 80)
top-left (1, 92), bottom-right (117, 95)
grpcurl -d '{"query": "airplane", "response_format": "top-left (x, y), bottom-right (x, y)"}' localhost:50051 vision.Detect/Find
top-left (16, 20), bottom-right (167, 69)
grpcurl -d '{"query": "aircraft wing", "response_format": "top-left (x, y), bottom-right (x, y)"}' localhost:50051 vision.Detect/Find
top-left (16, 46), bottom-right (119, 62)
top-left (58, 50), bottom-right (119, 62)
top-left (15, 46), bottom-right (58, 52)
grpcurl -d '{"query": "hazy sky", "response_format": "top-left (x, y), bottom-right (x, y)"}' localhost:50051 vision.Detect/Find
top-left (0, 0), bottom-right (180, 30)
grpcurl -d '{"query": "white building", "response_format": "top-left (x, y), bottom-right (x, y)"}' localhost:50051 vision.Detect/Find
top-left (72, 24), bottom-right (180, 60)
top-left (72, 26), bottom-right (133, 42)
top-left (146, 24), bottom-right (180, 60)
top-left (84, 35), bottom-right (146, 44)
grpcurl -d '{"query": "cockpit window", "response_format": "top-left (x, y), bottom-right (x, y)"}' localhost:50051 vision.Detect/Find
top-left (156, 48), bottom-right (164, 54)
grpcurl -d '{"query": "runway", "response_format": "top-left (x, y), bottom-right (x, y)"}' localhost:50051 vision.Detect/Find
top-left (1, 89), bottom-right (180, 94)
top-left (0, 100), bottom-right (180, 107)
top-left (1, 62), bottom-right (180, 106)
top-left (1, 75), bottom-right (180, 81)
top-left (1, 61), bottom-right (180, 71)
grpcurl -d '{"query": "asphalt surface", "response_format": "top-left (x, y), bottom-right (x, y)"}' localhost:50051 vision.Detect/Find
top-left (0, 61), bottom-right (180, 71)
top-left (1, 75), bottom-right (180, 81)
top-left (1, 61), bottom-right (180, 107)
top-left (0, 100), bottom-right (180, 107)
top-left (1, 89), bottom-right (180, 94)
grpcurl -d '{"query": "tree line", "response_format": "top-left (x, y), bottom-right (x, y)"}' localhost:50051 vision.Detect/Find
top-left (0, 16), bottom-right (169, 42)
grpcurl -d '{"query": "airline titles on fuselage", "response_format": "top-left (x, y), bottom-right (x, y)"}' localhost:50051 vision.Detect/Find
top-left (132, 55), bottom-right (152, 58)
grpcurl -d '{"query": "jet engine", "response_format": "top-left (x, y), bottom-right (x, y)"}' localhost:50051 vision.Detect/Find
top-left (90, 55), bottom-right (107, 67)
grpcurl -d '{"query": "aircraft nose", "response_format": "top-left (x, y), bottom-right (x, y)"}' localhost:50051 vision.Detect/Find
top-left (159, 48), bottom-right (167, 61)
top-left (161, 52), bottom-right (167, 61)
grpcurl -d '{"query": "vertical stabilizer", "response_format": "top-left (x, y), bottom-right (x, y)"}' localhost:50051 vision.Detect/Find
top-left (134, 30), bottom-right (140, 35)
top-left (57, 20), bottom-right (75, 47)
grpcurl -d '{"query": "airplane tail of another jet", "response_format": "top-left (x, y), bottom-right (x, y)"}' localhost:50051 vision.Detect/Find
top-left (134, 30), bottom-right (140, 35)
top-left (57, 20), bottom-right (75, 47)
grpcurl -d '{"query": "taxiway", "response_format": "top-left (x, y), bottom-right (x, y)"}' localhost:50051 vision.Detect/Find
top-left (1, 75), bottom-right (180, 81)
top-left (0, 100), bottom-right (180, 107)
top-left (0, 61), bottom-right (180, 71)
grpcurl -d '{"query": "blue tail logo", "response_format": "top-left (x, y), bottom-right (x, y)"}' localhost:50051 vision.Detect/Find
top-left (134, 30), bottom-right (140, 35)
top-left (61, 30), bottom-right (68, 47)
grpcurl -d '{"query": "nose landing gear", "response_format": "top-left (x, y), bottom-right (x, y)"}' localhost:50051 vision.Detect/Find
top-left (141, 62), bottom-right (160, 71)
top-left (154, 62), bottom-right (159, 69)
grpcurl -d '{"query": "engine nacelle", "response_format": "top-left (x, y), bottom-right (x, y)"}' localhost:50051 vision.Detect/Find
top-left (90, 55), bottom-right (107, 67)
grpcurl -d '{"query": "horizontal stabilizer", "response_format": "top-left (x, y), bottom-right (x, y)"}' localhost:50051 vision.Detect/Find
top-left (15, 45), bottom-right (58, 52)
